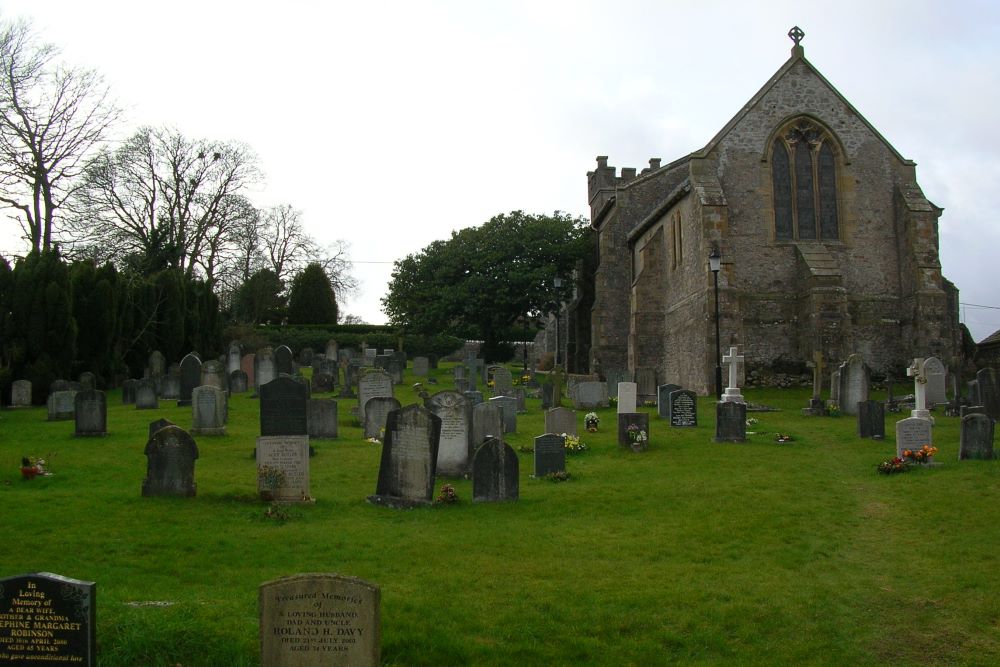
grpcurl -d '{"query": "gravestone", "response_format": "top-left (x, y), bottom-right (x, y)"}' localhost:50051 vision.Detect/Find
top-left (489, 395), bottom-right (518, 433)
top-left (472, 402), bottom-right (505, 449)
top-left (178, 353), bottom-right (202, 406)
top-left (837, 354), bottom-right (870, 416)
top-left (977, 367), bottom-right (1000, 421)
top-left (260, 573), bottom-right (380, 667)
top-left (545, 407), bottom-right (577, 437)
top-left (829, 370), bottom-right (841, 406)
top-left (339, 361), bottom-right (358, 398)
top-left (856, 399), bottom-right (885, 439)
top-left (922, 357), bottom-right (947, 406)
top-left (368, 404), bottom-right (442, 508)
top-left (230, 369), bottom-right (249, 394)
top-left (10, 379), bottom-right (31, 407)
top-left (307, 399), bottom-right (338, 439)
top-left (573, 381), bottom-right (609, 409)
top-left (274, 345), bottom-right (295, 377)
top-left (49, 379), bottom-right (79, 393)
top-left (565, 373), bottom-right (599, 404)
top-left (135, 379), bottom-right (158, 409)
top-left (0, 572), bottom-right (96, 666)
top-left (533, 433), bottom-right (566, 476)
top-left (255, 347), bottom-right (277, 391)
top-left (617, 382), bottom-right (638, 413)
top-left (802, 350), bottom-right (826, 415)
top-left (721, 346), bottom-right (745, 403)
top-left (463, 390), bottom-right (484, 407)
top-left (606, 369), bottom-right (630, 398)
top-left (47, 390), bottom-right (77, 421)
top-left (413, 356), bottom-right (430, 376)
top-left (513, 388), bottom-right (527, 413)
top-left (550, 366), bottom-right (564, 407)
top-left (142, 425), bottom-right (199, 497)
top-left (160, 366), bottom-right (180, 399)
top-left (121, 379), bottom-right (138, 405)
top-left (298, 347), bottom-right (314, 366)
top-left (895, 417), bottom-right (933, 459)
top-left (149, 350), bottom-right (166, 378)
top-left (148, 417), bottom-right (176, 440)
top-left (473, 437), bottom-right (519, 502)
top-left (357, 370), bottom-right (394, 425)
top-left (426, 391), bottom-right (472, 477)
top-left (491, 366), bottom-right (513, 395)
top-left (635, 367), bottom-right (657, 400)
top-left (256, 435), bottom-right (312, 502)
top-left (200, 360), bottom-right (226, 390)
top-left (241, 353), bottom-right (256, 390)
top-left (656, 384), bottom-right (681, 418)
top-left (668, 389), bottom-right (698, 427)
top-left (617, 412), bottom-right (650, 451)
top-left (311, 372), bottom-right (335, 394)
top-left (74, 390), bottom-right (107, 437)
top-left (79, 372), bottom-right (96, 391)
top-left (960, 405), bottom-right (986, 418)
top-left (191, 385), bottom-right (227, 435)
top-left (959, 413), bottom-right (995, 460)
top-left (364, 396), bottom-right (402, 440)
top-left (260, 376), bottom-right (309, 436)
top-left (455, 378), bottom-right (470, 394)
top-left (967, 379), bottom-right (980, 406)
top-left (540, 383), bottom-right (554, 410)
top-left (227, 341), bottom-right (242, 374)
top-left (714, 401), bottom-right (747, 443)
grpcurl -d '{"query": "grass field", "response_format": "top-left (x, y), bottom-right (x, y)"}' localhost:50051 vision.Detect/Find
top-left (1, 365), bottom-right (999, 666)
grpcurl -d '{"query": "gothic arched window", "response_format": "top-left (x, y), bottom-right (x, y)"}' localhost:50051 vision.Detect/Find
top-left (772, 120), bottom-right (840, 240)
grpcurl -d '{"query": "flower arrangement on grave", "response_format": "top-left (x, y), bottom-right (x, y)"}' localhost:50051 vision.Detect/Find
top-left (827, 403), bottom-right (841, 417)
top-left (521, 373), bottom-right (531, 384)
top-left (609, 396), bottom-right (618, 406)
top-left (626, 424), bottom-right (648, 446)
top-left (563, 434), bottom-right (587, 454)
top-left (876, 457), bottom-right (909, 475)
top-left (435, 483), bottom-right (459, 504)
top-left (487, 379), bottom-right (495, 389)
top-left (745, 417), bottom-right (759, 427)
top-left (20, 455), bottom-right (52, 480)
top-left (544, 471), bottom-right (571, 482)
top-left (775, 433), bottom-right (794, 443)
top-left (257, 465), bottom-right (286, 500)
top-left (902, 445), bottom-right (938, 464)
top-left (585, 412), bottom-right (600, 432)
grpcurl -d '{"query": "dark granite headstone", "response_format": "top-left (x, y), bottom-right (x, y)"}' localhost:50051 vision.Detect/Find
top-left (368, 405), bottom-right (442, 508)
top-left (960, 405), bottom-right (986, 418)
top-left (472, 402), bottom-right (505, 449)
top-left (473, 437), bottom-right (519, 502)
top-left (122, 378), bottom-right (139, 405)
top-left (79, 372), bottom-right (96, 391)
top-left (617, 412), bottom-right (650, 450)
top-left (0, 572), bottom-right (96, 666)
top-left (311, 372), bottom-right (334, 393)
top-left (977, 367), bottom-right (1000, 421)
top-left (260, 376), bottom-right (309, 436)
top-left (856, 399), bottom-right (885, 439)
top-left (668, 389), bottom-right (697, 427)
top-left (656, 384), bottom-right (681, 418)
top-left (178, 353), bottom-right (202, 406)
top-left (74, 389), bottom-right (107, 437)
top-left (533, 433), bottom-right (566, 476)
top-left (229, 370), bottom-right (248, 394)
top-left (142, 425), bottom-right (199, 497)
top-left (714, 401), bottom-right (747, 443)
top-left (307, 399), bottom-right (338, 439)
top-left (959, 413), bottom-right (995, 460)
top-left (148, 418), bottom-right (176, 441)
top-left (274, 345), bottom-right (295, 377)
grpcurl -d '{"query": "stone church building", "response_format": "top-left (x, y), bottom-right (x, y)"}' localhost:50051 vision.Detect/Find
top-left (573, 28), bottom-right (962, 394)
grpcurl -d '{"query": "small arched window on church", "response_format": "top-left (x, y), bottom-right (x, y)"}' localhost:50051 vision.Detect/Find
top-left (771, 120), bottom-right (840, 241)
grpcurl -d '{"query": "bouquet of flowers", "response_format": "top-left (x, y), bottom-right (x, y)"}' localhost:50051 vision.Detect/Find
top-left (585, 412), bottom-right (600, 432)
top-left (563, 434), bottom-right (587, 454)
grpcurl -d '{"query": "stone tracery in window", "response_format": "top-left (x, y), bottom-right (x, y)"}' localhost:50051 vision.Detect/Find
top-left (772, 120), bottom-right (839, 241)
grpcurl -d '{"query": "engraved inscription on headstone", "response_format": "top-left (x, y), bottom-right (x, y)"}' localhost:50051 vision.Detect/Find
top-left (426, 391), bottom-right (472, 477)
top-left (895, 417), bottom-right (933, 459)
top-left (369, 405), bottom-right (441, 508)
top-left (74, 389), bottom-right (107, 437)
top-left (669, 389), bottom-right (697, 427)
top-left (143, 425), bottom-right (199, 497)
top-left (534, 433), bottom-right (566, 477)
top-left (256, 435), bottom-right (311, 502)
top-left (473, 437), bottom-right (519, 502)
top-left (260, 377), bottom-right (309, 436)
top-left (959, 413), bottom-right (994, 460)
top-left (0, 572), bottom-right (96, 666)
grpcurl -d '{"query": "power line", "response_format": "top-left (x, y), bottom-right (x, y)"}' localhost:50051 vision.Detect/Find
top-left (959, 302), bottom-right (1000, 310)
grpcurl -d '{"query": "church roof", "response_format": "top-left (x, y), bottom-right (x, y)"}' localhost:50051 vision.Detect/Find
top-left (979, 327), bottom-right (1000, 347)
top-left (691, 30), bottom-right (914, 167)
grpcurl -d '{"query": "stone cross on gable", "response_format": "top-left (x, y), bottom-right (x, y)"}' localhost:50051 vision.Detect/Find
top-left (806, 350), bottom-right (825, 399)
top-left (722, 346), bottom-right (743, 391)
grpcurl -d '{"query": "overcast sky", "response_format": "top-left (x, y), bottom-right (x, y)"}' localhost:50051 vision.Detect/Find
top-left (2, 0), bottom-right (999, 342)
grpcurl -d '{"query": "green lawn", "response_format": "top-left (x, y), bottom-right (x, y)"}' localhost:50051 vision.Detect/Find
top-left (1, 367), bottom-right (998, 666)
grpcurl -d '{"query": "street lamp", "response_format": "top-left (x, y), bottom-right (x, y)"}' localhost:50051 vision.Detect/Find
top-left (709, 248), bottom-right (722, 400)
top-left (553, 276), bottom-right (563, 368)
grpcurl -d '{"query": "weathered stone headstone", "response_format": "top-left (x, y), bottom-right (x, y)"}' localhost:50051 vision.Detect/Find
top-left (922, 357), bottom-right (947, 406)
top-left (856, 399), bottom-right (885, 439)
top-left (10, 379), bottom-right (31, 407)
top-left (838, 354), bottom-right (870, 416)
top-left (357, 369), bottom-right (394, 425)
top-left (148, 417), bottom-right (175, 440)
top-left (413, 356), bottom-right (429, 376)
top-left (802, 350), bottom-right (826, 415)
top-left (573, 381), bottom-right (609, 409)
top-left (606, 369), bottom-right (630, 398)
top-left (191, 385), bottom-right (227, 435)
top-left (960, 405), bottom-right (986, 418)
top-left (0, 572), bottom-right (96, 666)
top-left (565, 373), bottom-right (599, 404)
top-left (668, 389), bottom-right (697, 427)
top-left (977, 367), bottom-right (1000, 421)
top-left (200, 360), bottom-right (225, 390)
top-left (339, 361), bottom-right (358, 398)
top-left (491, 366), bottom-right (513, 395)
top-left (307, 399), bottom-right (338, 439)
top-left (545, 407), bottom-right (576, 437)
top-left (275, 345), bottom-right (295, 377)
top-left (121, 378), bottom-right (138, 405)
top-left (534, 433), bottom-right (566, 476)
top-left (617, 382), bottom-right (638, 413)
top-left (463, 390), bottom-right (484, 407)
top-left (513, 387), bottom-right (527, 413)
top-left (178, 353), bottom-right (202, 406)
top-left (364, 396), bottom-right (402, 440)
top-left (47, 390), bottom-right (77, 421)
top-left (74, 389), bottom-right (107, 437)
top-left (426, 391), bottom-right (472, 477)
top-left (829, 369), bottom-right (841, 406)
top-left (959, 413), bottom-right (995, 460)
top-left (298, 347), bottom-right (314, 366)
top-left (656, 384), bottom-right (681, 418)
top-left (368, 404), bottom-right (442, 508)
top-left (472, 402), bottom-right (505, 449)
top-left (255, 347), bottom-right (277, 391)
top-left (149, 350), bottom-right (166, 378)
top-left (540, 383), bottom-right (554, 410)
top-left (79, 371), bottom-right (96, 392)
top-left (259, 574), bottom-right (380, 667)
top-left (260, 376), bottom-right (309, 436)
top-left (714, 401), bottom-right (747, 443)
top-left (229, 369), bottom-right (249, 394)
top-left (721, 346), bottom-right (745, 404)
top-left (142, 425), bottom-right (199, 497)
top-left (489, 395), bottom-right (518, 433)
top-left (473, 437), bottom-right (519, 502)
top-left (617, 412), bottom-right (650, 451)
top-left (895, 416), bottom-right (933, 459)
top-left (227, 341), bottom-right (242, 374)
top-left (161, 366), bottom-right (181, 399)
top-left (135, 379), bottom-right (158, 409)
top-left (256, 435), bottom-right (311, 502)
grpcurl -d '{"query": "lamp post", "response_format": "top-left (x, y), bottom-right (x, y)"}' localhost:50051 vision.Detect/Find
top-left (709, 248), bottom-right (722, 400)
top-left (553, 276), bottom-right (563, 368)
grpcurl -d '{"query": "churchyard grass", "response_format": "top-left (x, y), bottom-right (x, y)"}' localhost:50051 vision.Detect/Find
top-left (1, 369), bottom-right (998, 665)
